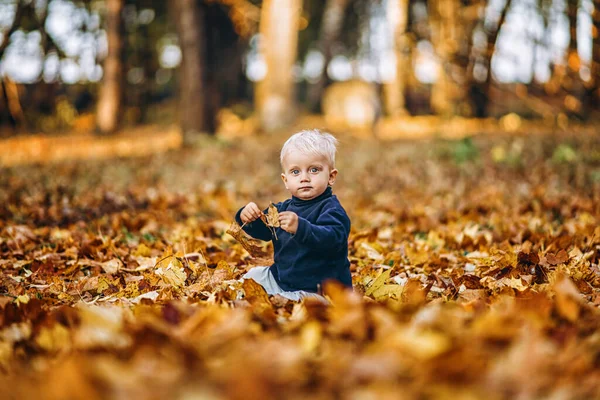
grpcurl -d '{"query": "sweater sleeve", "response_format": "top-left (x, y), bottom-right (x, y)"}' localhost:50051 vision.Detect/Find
top-left (294, 206), bottom-right (350, 251)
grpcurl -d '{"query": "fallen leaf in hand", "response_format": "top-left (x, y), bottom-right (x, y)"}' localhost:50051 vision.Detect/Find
top-left (261, 203), bottom-right (280, 228)
top-left (261, 203), bottom-right (280, 240)
top-left (227, 221), bottom-right (272, 258)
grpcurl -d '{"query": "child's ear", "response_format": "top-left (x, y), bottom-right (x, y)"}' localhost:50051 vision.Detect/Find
top-left (328, 169), bottom-right (338, 186)
top-left (281, 173), bottom-right (288, 189)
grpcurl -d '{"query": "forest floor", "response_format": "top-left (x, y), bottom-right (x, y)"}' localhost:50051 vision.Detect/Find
top-left (1, 127), bottom-right (600, 399)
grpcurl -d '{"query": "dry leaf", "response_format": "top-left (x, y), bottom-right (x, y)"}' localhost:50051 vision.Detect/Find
top-left (155, 256), bottom-right (187, 288)
top-left (260, 203), bottom-right (280, 240)
top-left (365, 269), bottom-right (391, 296)
top-left (226, 221), bottom-right (272, 258)
top-left (101, 259), bottom-right (121, 274)
top-left (546, 249), bottom-right (569, 266)
top-left (553, 274), bottom-right (582, 322)
top-left (261, 203), bottom-right (280, 228)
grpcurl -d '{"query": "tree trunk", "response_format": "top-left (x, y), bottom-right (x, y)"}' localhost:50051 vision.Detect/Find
top-left (96, 0), bottom-right (125, 134)
top-left (429, 0), bottom-right (480, 116)
top-left (477, 0), bottom-right (512, 116)
top-left (173, 0), bottom-right (210, 143)
top-left (456, 1), bottom-right (482, 117)
top-left (255, 0), bottom-right (302, 132)
top-left (429, 0), bottom-right (462, 116)
top-left (382, 0), bottom-right (410, 117)
top-left (0, 0), bottom-right (26, 132)
top-left (306, 0), bottom-right (349, 113)
top-left (588, 0), bottom-right (600, 109)
top-left (565, 0), bottom-right (584, 117)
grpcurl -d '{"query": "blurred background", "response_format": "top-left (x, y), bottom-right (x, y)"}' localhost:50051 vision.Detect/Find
top-left (0, 0), bottom-right (598, 143)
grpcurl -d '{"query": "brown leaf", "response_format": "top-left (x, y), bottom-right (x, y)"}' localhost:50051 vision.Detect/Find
top-left (517, 250), bottom-right (539, 266)
top-left (242, 278), bottom-right (276, 324)
top-left (242, 278), bottom-right (269, 303)
top-left (260, 203), bottom-right (280, 240)
top-left (546, 249), bottom-right (569, 266)
top-left (459, 274), bottom-right (483, 289)
top-left (226, 221), bottom-right (272, 258)
top-left (261, 203), bottom-right (280, 228)
top-left (553, 274), bottom-right (582, 322)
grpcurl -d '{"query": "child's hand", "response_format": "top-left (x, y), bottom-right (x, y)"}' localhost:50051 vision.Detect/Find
top-left (240, 202), bottom-right (263, 224)
top-left (278, 211), bottom-right (298, 234)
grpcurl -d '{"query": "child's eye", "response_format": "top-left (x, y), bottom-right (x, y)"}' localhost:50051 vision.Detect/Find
top-left (291, 170), bottom-right (300, 175)
top-left (310, 167), bottom-right (319, 173)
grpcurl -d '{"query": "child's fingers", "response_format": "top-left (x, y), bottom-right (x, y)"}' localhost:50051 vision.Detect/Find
top-left (252, 206), bottom-right (262, 218)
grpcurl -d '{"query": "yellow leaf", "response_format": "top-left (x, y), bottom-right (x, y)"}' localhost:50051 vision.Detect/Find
top-left (390, 328), bottom-right (452, 360)
top-left (426, 230), bottom-right (445, 250)
top-left (365, 269), bottom-right (391, 296)
top-left (300, 321), bottom-right (322, 354)
top-left (242, 278), bottom-right (271, 305)
top-left (406, 247), bottom-right (429, 265)
top-left (15, 294), bottom-right (30, 305)
top-left (372, 284), bottom-right (405, 301)
top-left (134, 243), bottom-right (152, 257)
top-left (36, 324), bottom-right (70, 352)
top-left (155, 257), bottom-right (187, 288)
top-left (216, 260), bottom-right (234, 280)
top-left (96, 277), bottom-right (110, 294)
top-left (262, 203), bottom-right (280, 228)
top-left (360, 242), bottom-right (384, 261)
top-left (260, 203), bottom-right (280, 240)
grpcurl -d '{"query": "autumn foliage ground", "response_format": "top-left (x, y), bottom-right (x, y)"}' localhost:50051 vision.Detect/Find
top-left (1, 131), bottom-right (600, 400)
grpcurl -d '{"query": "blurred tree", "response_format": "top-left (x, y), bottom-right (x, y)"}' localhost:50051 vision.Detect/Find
top-left (0, 0), bottom-right (65, 131)
top-left (0, 0), bottom-right (25, 131)
top-left (588, 0), bottom-right (600, 109)
top-left (564, 0), bottom-right (584, 117)
top-left (382, 0), bottom-right (410, 117)
top-left (204, 2), bottom-right (253, 119)
top-left (255, 0), bottom-right (302, 132)
top-left (172, 0), bottom-right (253, 142)
top-left (96, 0), bottom-right (125, 134)
top-left (173, 0), bottom-right (209, 141)
top-left (429, 0), bottom-right (463, 116)
top-left (123, 1), bottom-right (168, 124)
top-left (455, 0), bottom-right (483, 116)
top-left (306, 0), bottom-right (350, 112)
top-left (478, 0), bottom-right (512, 117)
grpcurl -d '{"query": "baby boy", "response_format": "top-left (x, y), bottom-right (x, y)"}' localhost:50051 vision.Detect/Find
top-left (235, 129), bottom-right (352, 301)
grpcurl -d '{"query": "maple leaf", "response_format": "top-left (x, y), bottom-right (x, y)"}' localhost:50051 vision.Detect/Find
top-left (155, 256), bottom-right (187, 288)
top-left (546, 249), bottom-right (569, 266)
top-left (260, 203), bottom-right (280, 240)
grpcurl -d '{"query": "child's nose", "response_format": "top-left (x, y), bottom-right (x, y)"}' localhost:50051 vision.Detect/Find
top-left (300, 172), bottom-right (310, 181)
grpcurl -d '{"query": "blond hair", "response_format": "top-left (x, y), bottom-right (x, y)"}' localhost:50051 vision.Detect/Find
top-left (280, 129), bottom-right (338, 168)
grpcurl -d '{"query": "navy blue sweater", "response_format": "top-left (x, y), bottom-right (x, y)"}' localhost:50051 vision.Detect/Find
top-left (235, 187), bottom-right (352, 292)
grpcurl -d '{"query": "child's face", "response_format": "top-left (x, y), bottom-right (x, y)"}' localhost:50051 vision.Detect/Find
top-left (281, 151), bottom-right (338, 200)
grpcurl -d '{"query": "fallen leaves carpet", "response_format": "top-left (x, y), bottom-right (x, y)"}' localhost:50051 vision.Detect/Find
top-left (1, 132), bottom-right (600, 400)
